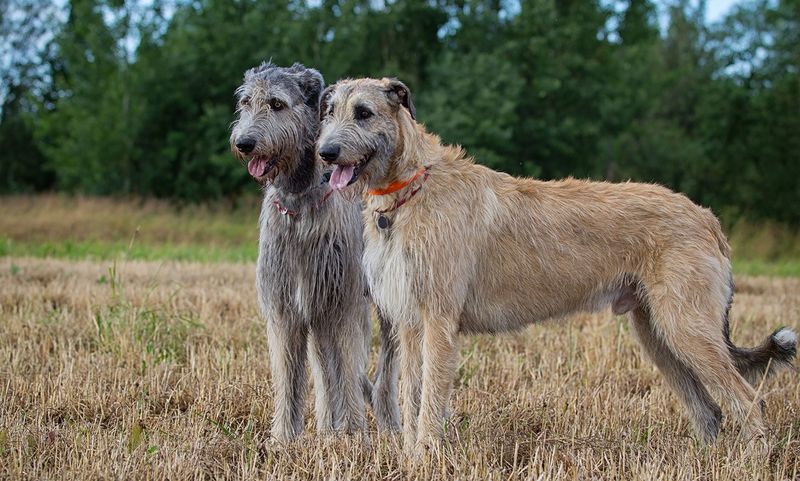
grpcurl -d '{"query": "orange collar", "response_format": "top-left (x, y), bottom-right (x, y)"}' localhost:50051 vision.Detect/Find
top-left (368, 166), bottom-right (428, 196)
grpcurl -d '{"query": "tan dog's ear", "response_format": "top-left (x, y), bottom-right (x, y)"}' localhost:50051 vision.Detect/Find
top-left (384, 79), bottom-right (416, 120)
top-left (319, 84), bottom-right (335, 121)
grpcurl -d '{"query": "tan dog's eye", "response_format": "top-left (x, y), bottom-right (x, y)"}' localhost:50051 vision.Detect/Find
top-left (355, 106), bottom-right (373, 120)
top-left (270, 99), bottom-right (285, 111)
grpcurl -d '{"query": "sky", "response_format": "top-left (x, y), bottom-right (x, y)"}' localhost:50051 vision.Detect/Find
top-left (706, 0), bottom-right (740, 22)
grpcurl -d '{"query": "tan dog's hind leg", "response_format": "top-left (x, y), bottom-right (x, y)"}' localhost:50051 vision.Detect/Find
top-left (308, 314), bottom-right (370, 435)
top-left (629, 307), bottom-right (723, 441)
top-left (646, 266), bottom-right (767, 442)
top-left (338, 310), bottom-right (371, 434)
top-left (416, 314), bottom-right (460, 455)
top-left (373, 309), bottom-right (402, 432)
top-left (668, 327), bottom-right (765, 441)
top-left (399, 322), bottom-right (424, 450)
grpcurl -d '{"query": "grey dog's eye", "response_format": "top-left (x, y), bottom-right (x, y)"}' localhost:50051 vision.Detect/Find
top-left (240, 97), bottom-right (250, 107)
top-left (270, 99), bottom-right (285, 111)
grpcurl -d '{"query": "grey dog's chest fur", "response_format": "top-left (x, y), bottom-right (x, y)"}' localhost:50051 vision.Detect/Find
top-left (256, 187), bottom-right (365, 325)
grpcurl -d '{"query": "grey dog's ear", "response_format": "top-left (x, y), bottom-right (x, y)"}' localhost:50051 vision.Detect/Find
top-left (319, 84), bottom-right (336, 121)
top-left (384, 78), bottom-right (415, 120)
top-left (290, 64), bottom-right (324, 108)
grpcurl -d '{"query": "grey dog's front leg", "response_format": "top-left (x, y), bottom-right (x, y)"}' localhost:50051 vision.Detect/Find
top-left (309, 326), bottom-right (346, 433)
top-left (373, 308), bottom-right (401, 431)
top-left (267, 320), bottom-right (309, 442)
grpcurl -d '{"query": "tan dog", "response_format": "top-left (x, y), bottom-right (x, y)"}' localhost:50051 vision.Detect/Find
top-left (316, 77), bottom-right (797, 454)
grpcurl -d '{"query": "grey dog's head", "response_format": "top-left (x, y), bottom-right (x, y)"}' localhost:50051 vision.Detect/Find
top-left (230, 62), bottom-right (324, 185)
top-left (316, 77), bottom-right (416, 191)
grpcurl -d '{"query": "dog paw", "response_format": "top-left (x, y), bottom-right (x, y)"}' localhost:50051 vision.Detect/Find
top-left (412, 433), bottom-right (444, 459)
top-left (742, 435), bottom-right (770, 459)
top-left (263, 435), bottom-right (290, 453)
top-left (399, 441), bottom-right (428, 467)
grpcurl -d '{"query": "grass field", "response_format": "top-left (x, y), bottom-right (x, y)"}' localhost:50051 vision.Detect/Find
top-left (1, 195), bottom-right (799, 480)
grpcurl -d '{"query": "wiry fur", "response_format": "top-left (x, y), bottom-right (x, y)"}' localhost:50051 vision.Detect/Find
top-left (317, 77), bottom-right (798, 454)
top-left (230, 64), bottom-right (400, 442)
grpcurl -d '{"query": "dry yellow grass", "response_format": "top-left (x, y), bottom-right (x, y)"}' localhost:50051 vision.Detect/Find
top-left (1, 256), bottom-right (798, 480)
top-left (0, 194), bottom-right (260, 244)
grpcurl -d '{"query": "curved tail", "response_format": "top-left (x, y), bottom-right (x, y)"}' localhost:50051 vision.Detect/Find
top-left (729, 327), bottom-right (797, 385)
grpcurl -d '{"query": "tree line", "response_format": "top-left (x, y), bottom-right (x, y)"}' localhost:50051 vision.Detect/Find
top-left (1, 0), bottom-right (798, 224)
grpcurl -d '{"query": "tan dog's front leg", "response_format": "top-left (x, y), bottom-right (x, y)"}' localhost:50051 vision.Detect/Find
top-left (416, 314), bottom-right (459, 456)
top-left (398, 322), bottom-right (423, 451)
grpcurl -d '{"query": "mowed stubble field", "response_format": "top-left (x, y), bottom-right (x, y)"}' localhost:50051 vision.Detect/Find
top-left (1, 195), bottom-right (799, 480)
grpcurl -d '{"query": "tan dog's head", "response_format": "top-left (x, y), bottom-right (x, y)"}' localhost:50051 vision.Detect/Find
top-left (316, 78), bottom-right (416, 191)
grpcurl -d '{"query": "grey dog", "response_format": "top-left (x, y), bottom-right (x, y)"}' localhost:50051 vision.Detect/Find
top-left (230, 62), bottom-right (400, 441)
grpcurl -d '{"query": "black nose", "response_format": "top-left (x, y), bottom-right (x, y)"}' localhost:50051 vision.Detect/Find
top-left (318, 144), bottom-right (340, 163)
top-left (236, 137), bottom-right (256, 154)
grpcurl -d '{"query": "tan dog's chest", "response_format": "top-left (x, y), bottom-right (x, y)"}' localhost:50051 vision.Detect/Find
top-left (363, 228), bottom-right (421, 326)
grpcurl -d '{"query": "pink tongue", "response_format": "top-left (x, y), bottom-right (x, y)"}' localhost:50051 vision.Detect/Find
top-left (329, 165), bottom-right (355, 190)
top-left (247, 157), bottom-right (267, 178)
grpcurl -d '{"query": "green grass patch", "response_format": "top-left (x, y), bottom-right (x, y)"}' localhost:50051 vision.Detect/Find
top-left (2, 236), bottom-right (799, 276)
top-left (91, 261), bottom-right (206, 365)
top-left (0, 237), bottom-right (257, 263)
top-left (731, 259), bottom-right (800, 277)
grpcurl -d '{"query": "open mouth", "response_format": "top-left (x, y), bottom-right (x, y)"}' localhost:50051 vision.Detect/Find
top-left (247, 155), bottom-right (279, 180)
top-left (329, 152), bottom-right (374, 191)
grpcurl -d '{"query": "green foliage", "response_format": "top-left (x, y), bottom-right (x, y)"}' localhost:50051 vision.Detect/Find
top-left (1, 0), bottom-right (799, 225)
top-left (0, 88), bottom-right (52, 192)
top-left (421, 51), bottom-right (525, 172)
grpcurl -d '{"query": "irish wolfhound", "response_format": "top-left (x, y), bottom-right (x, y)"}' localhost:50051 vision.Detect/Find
top-left (230, 64), bottom-right (399, 442)
top-left (316, 77), bottom-right (797, 454)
